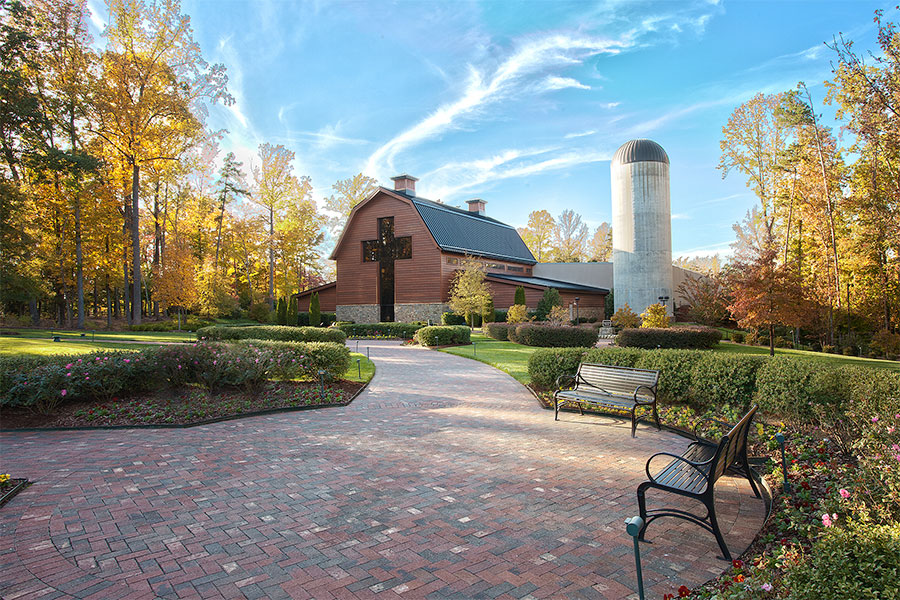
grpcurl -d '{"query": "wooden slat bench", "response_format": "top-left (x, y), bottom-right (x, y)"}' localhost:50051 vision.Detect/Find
top-left (553, 363), bottom-right (660, 437)
top-left (636, 405), bottom-right (762, 560)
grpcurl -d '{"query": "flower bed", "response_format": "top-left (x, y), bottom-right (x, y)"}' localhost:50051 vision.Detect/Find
top-left (0, 474), bottom-right (28, 508)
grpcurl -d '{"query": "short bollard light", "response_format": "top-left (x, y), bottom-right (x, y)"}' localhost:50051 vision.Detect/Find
top-left (317, 369), bottom-right (326, 398)
top-left (356, 340), bottom-right (359, 352)
top-left (473, 342), bottom-right (477, 358)
top-left (357, 358), bottom-right (361, 379)
top-left (776, 432), bottom-right (791, 494)
top-left (367, 346), bottom-right (370, 360)
top-left (625, 516), bottom-right (646, 600)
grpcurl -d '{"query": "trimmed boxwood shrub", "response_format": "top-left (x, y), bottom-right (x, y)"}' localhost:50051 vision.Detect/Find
top-left (582, 347), bottom-right (645, 368)
top-left (688, 353), bottom-right (764, 412)
top-left (336, 322), bottom-right (424, 339)
top-left (527, 347), bottom-right (588, 388)
top-left (753, 357), bottom-right (842, 426)
top-left (634, 349), bottom-right (703, 404)
top-left (484, 322), bottom-right (511, 341)
top-left (616, 326), bottom-right (721, 349)
top-left (441, 312), bottom-right (466, 325)
top-left (197, 325), bottom-right (346, 344)
top-left (231, 340), bottom-right (350, 381)
top-left (416, 325), bottom-right (470, 346)
top-left (512, 324), bottom-right (599, 348)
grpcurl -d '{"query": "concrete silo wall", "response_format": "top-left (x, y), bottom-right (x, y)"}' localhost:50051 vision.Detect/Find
top-left (611, 160), bottom-right (673, 316)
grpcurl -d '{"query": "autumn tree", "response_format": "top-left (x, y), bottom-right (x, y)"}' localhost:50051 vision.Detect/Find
top-left (676, 273), bottom-right (729, 326)
top-left (213, 152), bottom-right (248, 271)
top-left (551, 209), bottom-right (588, 262)
top-left (517, 210), bottom-right (555, 262)
top-left (640, 303), bottom-right (670, 328)
top-left (325, 173), bottom-right (378, 234)
top-left (92, 0), bottom-right (231, 324)
top-left (588, 222), bottom-right (612, 262)
top-left (448, 257), bottom-right (491, 326)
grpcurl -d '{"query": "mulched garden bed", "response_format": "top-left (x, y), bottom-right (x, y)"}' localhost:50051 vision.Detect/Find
top-left (1, 380), bottom-right (363, 429)
top-left (0, 477), bottom-right (29, 507)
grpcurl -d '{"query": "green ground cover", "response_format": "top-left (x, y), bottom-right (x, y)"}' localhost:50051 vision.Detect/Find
top-left (440, 332), bottom-right (898, 385)
top-left (346, 352), bottom-right (375, 383)
top-left (0, 337), bottom-right (146, 356)
top-left (1, 328), bottom-right (195, 342)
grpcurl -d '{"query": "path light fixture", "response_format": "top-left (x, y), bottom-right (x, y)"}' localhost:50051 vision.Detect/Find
top-left (357, 359), bottom-right (361, 379)
top-left (473, 342), bottom-right (477, 358)
top-left (625, 516), bottom-right (646, 600)
top-left (574, 297), bottom-right (579, 322)
top-left (318, 369), bottom-right (326, 398)
top-left (775, 432), bottom-right (791, 494)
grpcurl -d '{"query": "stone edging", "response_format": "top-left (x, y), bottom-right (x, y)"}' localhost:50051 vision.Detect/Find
top-left (0, 479), bottom-right (29, 508)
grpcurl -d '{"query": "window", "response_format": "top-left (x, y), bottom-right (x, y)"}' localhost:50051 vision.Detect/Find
top-left (507, 265), bottom-right (524, 272)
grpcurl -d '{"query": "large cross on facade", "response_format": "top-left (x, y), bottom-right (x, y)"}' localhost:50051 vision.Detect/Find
top-left (363, 217), bottom-right (412, 322)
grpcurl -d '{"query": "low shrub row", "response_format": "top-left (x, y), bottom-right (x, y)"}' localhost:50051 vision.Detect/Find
top-left (526, 346), bottom-right (900, 441)
top-left (509, 324), bottom-right (599, 347)
top-left (1, 341), bottom-right (351, 413)
top-left (336, 322), bottom-right (424, 339)
top-left (296, 312), bottom-right (336, 327)
top-left (616, 326), bottom-right (722, 349)
top-left (130, 316), bottom-right (216, 332)
top-left (441, 312), bottom-right (467, 326)
top-left (197, 325), bottom-right (346, 344)
top-left (415, 325), bottom-right (471, 346)
top-left (484, 322), bottom-right (511, 341)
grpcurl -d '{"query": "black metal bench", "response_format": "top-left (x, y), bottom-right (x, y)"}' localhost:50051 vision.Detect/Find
top-left (554, 363), bottom-right (660, 437)
top-left (636, 405), bottom-right (762, 560)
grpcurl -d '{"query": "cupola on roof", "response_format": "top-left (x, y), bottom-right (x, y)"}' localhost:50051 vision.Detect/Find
top-left (611, 139), bottom-right (669, 166)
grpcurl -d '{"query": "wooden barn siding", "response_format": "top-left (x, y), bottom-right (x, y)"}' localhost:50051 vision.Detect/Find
top-left (488, 279), bottom-right (606, 310)
top-left (439, 253), bottom-right (534, 301)
top-left (334, 193), bottom-right (443, 306)
top-left (296, 285), bottom-right (337, 312)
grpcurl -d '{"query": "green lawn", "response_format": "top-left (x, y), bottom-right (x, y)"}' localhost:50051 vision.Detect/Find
top-left (346, 352), bottom-right (376, 383)
top-left (439, 333), bottom-right (536, 383)
top-left (0, 328), bottom-right (196, 342)
top-left (439, 332), bottom-right (899, 385)
top-left (0, 336), bottom-right (146, 356)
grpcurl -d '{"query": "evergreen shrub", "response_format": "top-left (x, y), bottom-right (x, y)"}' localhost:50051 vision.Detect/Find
top-left (686, 353), bottom-right (764, 412)
top-left (336, 322), bottom-right (423, 339)
top-left (197, 325), bottom-right (346, 344)
top-left (494, 309), bottom-right (507, 323)
top-left (276, 297), bottom-right (288, 325)
top-left (730, 331), bottom-right (745, 343)
top-left (309, 292), bottom-right (321, 327)
top-left (514, 286), bottom-right (526, 306)
top-left (415, 325), bottom-right (470, 346)
top-left (616, 326), bottom-right (721, 349)
top-left (535, 288), bottom-right (561, 320)
top-left (512, 324), bottom-right (598, 348)
top-left (287, 298), bottom-right (298, 326)
top-left (248, 302), bottom-right (271, 323)
top-left (484, 323), bottom-right (511, 341)
top-left (441, 312), bottom-right (467, 325)
top-left (527, 347), bottom-right (587, 388)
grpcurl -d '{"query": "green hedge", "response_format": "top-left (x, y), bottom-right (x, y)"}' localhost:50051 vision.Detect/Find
top-left (615, 326), bottom-right (722, 349)
top-left (130, 316), bottom-right (215, 332)
top-left (441, 312), bottom-right (467, 325)
top-left (512, 324), bottom-right (599, 348)
top-left (484, 322), bottom-right (511, 341)
top-left (197, 325), bottom-right (346, 344)
top-left (416, 325), bottom-right (471, 346)
top-left (336, 322), bottom-right (424, 339)
top-left (1, 341), bottom-right (353, 413)
top-left (297, 312), bottom-right (336, 327)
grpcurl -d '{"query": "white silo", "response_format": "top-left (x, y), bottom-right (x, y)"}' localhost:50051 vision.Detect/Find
top-left (611, 139), bottom-right (673, 316)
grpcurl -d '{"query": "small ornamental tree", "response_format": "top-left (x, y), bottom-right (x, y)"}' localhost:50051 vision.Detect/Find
top-left (276, 297), bottom-right (287, 325)
top-left (482, 296), bottom-right (495, 324)
top-left (506, 304), bottom-right (530, 324)
top-left (309, 292), bottom-right (321, 327)
top-left (641, 303), bottom-right (670, 328)
top-left (535, 287), bottom-right (561, 320)
top-left (611, 303), bottom-right (641, 329)
top-left (514, 286), bottom-right (526, 306)
top-left (448, 257), bottom-right (490, 326)
top-left (547, 305), bottom-right (569, 325)
top-left (286, 296), bottom-right (298, 326)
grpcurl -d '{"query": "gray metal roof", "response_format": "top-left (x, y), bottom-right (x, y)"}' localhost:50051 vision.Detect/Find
top-left (612, 139), bottom-right (669, 165)
top-left (408, 195), bottom-right (537, 265)
top-left (487, 272), bottom-right (609, 294)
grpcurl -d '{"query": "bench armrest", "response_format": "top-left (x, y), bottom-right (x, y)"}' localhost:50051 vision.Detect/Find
top-left (692, 416), bottom-right (733, 442)
top-left (555, 373), bottom-right (577, 391)
top-left (632, 384), bottom-right (657, 405)
top-left (645, 452), bottom-right (712, 485)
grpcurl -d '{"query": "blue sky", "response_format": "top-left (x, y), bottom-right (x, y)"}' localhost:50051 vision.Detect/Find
top-left (90, 0), bottom-right (895, 259)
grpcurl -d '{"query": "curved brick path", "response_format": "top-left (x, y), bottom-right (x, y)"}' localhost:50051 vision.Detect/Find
top-left (0, 341), bottom-right (765, 599)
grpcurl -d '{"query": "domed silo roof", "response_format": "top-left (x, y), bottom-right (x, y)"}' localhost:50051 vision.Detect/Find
top-left (611, 139), bottom-right (669, 166)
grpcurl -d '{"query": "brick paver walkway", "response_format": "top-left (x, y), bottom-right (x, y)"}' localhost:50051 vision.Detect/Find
top-left (0, 341), bottom-right (765, 599)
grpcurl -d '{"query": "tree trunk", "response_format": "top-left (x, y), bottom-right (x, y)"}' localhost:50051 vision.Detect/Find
top-left (132, 163), bottom-right (142, 325)
top-left (113, 286), bottom-right (120, 319)
top-left (768, 323), bottom-right (775, 357)
top-left (106, 276), bottom-right (112, 329)
top-left (75, 194), bottom-right (85, 329)
top-left (30, 298), bottom-right (39, 326)
top-left (268, 206), bottom-right (275, 308)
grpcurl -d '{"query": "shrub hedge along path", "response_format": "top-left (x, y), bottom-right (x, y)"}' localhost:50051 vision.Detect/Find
top-left (0, 341), bottom-right (764, 600)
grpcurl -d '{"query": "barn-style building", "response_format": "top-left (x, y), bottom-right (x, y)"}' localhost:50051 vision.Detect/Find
top-left (295, 174), bottom-right (608, 323)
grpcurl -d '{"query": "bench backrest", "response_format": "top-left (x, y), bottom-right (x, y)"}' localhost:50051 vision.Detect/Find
top-left (710, 405), bottom-right (758, 484)
top-left (575, 363), bottom-right (658, 401)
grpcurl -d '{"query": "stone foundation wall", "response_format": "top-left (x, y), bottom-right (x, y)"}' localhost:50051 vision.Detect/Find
top-left (395, 303), bottom-right (449, 325)
top-left (336, 304), bottom-right (379, 323)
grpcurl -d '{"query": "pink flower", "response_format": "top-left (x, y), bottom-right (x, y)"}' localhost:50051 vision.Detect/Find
top-left (77, 359), bottom-right (82, 363)
top-left (66, 372), bottom-right (72, 377)
top-left (895, 455), bottom-right (900, 463)
top-left (839, 489), bottom-right (850, 499)
top-left (60, 389), bottom-right (67, 397)
top-left (66, 363), bottom-right (73, 369)
top-left (889, 427), bottom-right (896, 434)
top-left (821, 513), bottom-right (836, 528)
top-left (872, 416), bottom-right (879, 423)
top-left (761, 583), bottom-right (773, 592)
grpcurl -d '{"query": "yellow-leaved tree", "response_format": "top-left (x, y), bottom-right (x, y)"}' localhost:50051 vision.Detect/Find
top-left (640, 303), bottom-right (670, 328)
top-left (448, 258), bottom-right (491, 327)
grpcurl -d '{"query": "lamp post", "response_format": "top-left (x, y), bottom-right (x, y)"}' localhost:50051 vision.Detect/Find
top-left (658, 295), bottom-right (670, 318)
top-left (574, 297), bottom-right (579, 323)
top-left (625, 516), bottom-right (646, 600)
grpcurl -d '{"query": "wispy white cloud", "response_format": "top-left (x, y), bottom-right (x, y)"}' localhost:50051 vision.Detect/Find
top-left (85, 0), bottom-right (106, 32)
top-left (564, 130), bottom-right (597, 139)
top-left (674, 241), bottom-right (733, 260)
top-left (671, 213), bottom-right (691, 220)
top-left (364, 32), bottom-right (628, 177)
top-left (540, 76), bottom-right (591, 91)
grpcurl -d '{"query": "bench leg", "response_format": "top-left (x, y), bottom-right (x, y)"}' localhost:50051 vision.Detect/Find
top-left (630, 406), bottom-right (637, 438)
top-left (554, 397), bottom-right (559, 421)
top-left (741, 453), bottom-right (762, 499)
top-left (652, 403), bottom-right (661, 431)
top-left (636, 483), bottom-right (650, 540)
top-left (705, 496), bottom-right (732, 561)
